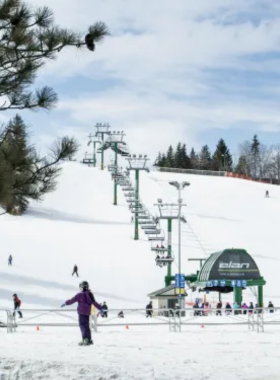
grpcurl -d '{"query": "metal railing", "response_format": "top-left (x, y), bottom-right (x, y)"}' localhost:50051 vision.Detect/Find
top-left (155, 167), bottom-right (226, 177)
top-left (0, 309), bottom-right (15, 333)
top-left (1, 307), bottom-right (280, 334)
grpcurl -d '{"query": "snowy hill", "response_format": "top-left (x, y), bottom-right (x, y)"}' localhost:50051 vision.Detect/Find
top-left (0, 162), bottom-right (162, 310)
top-left (140, 170), bottom-right (280, 305)
top-left (0, 162), bottom-right (279, 311)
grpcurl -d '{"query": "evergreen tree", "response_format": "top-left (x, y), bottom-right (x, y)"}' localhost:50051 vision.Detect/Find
top-left (199, 145), bottom-right (212, 170)
top-left (0, 0), bottom-right (108, 111)
top-left (174, 143), bottom-right (182, 168)
top-left (235, 155), bottom-right (248, 175)
top-left (212, 139), bottom-right (232, 171)
top-left (0, 115), bottom-right (79, 214)
top-left (166, 145), bottom-right (174, 168)
top-left (160, 153), bottom-right (167, 167)
top-left (180, 144), bottom-right (191, 169)
top-left (250, 135), bottom-right (260, 178)
top-left (154, 152), bottom-right (162, 167)
top-left (190, 148), bottom-right (199, 169)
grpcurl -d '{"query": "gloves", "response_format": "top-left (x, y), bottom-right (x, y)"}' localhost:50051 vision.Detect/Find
top-left (61, 303), bottom-right (66, 308)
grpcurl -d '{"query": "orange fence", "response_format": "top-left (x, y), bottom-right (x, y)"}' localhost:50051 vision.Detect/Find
top-left (226, 172), bottom-right (277, 185)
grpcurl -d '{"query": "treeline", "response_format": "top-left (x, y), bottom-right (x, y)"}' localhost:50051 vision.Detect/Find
top-left (155, 135), bottom-right (280, 182)
top-left (155, 138), bottom-right (233, 171)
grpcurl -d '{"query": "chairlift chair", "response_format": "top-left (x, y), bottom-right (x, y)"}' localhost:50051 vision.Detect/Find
top-left (148, 236), bottom-right (165, 241)
top-left (145, 229), bottom-right (161, 235)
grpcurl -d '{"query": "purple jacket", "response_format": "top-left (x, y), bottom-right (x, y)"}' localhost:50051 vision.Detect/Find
top-left (65, 291), bottom-right (102, 316)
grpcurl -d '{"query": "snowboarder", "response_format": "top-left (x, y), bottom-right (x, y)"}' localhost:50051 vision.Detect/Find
top-left (72, 265), bottom-right (79, 277)
top-left (265, 190), bottom-right (269, 198)
top-left (61, 281), bottom-right (103, 346)
top-left (146, 301), bottom-right (153, 318)
top-left (102, 302), bottom-right (108, 318)
top-left (13, 294), bottom-right (23, 318)
top-left (8, 254), bottom-right (12, 266)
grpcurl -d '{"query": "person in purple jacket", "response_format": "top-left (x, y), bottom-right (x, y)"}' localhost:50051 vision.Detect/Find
top-left (61, 281), bottom-right (103, 346)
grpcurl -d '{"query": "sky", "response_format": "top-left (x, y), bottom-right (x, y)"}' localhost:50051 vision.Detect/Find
top-left (2, 0), bottom-right (280, 162)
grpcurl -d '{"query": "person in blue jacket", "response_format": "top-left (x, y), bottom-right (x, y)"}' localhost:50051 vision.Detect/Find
top-left (61, 281), bottom-right (103, 346)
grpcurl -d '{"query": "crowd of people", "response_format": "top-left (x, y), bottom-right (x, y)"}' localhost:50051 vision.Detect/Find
top-left (193, 300), bottom-right (275, 316)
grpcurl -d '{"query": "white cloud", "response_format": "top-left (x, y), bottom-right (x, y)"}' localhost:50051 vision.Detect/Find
top-left (19, 0), bottom-right (280, 158)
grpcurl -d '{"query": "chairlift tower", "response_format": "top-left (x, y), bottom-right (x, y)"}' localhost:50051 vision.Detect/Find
top-left (169, 181), bottom-right (190, 309)
top-left (154, 199), bottom-right (187, 287)
top-left (87, 134), bottom-right (101, 167)
top-left (94, 123), bottom-right (111, 170)
top-left (126, 154), bottom-right (149, 240)
top-left (107, 130), bottom-right (126, 205)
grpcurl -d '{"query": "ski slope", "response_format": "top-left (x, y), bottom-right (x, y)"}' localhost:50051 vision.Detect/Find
top-left (1, 161), bottom-right (278, 308)
top-left (1, 161), bottom-right (280, 380)
top-left (140, 170), bottom-right (280, 305)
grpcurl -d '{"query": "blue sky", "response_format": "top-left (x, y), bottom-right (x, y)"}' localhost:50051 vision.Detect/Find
top-left (2, 0), bottom-right (280, 163)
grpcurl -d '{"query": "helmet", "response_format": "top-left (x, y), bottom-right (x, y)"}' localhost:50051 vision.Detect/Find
top-left (79, 281), bottom-right (89, 291)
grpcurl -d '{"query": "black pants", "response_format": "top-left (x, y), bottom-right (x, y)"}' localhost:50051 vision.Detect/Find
top-left (72, 271), bottom-right (79, 277)
top-left (13, 308), bottom-right (22, 318)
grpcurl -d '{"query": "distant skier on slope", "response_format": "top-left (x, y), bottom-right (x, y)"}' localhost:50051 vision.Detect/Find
top-left (61, 281), bottom-right (104, 346)
top-left (72, 265), bottom-right (79, 277)
top-left (8, 254), bottom-right (12, 266)
top-left (265, 190), bottom-right (269, 198)
top-left (102, 302), bottom-right (108, 318)
top-left (13, 294), bottom-right (23, 318)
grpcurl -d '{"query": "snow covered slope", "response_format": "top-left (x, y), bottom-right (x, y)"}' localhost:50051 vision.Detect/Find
top-left (139, 170), bottom-right (280, 305)
top-left (0, 162), bottom-right (279, 312)
top-left (0, 162), bottom-right (162, 310)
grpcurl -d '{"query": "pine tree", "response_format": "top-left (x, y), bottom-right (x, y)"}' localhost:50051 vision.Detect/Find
top-left (166, 145), bottom-right (174, 168)
top-left (154, 152), bottom-right (162, 167)
top-left (212, 139), bottom-right (232, 171)
top-left (250, 135), bottom-right (260, 178)
top-left (160, 153), bottom-right (167, 167)
top-left (0, 115), bottom-right (79, 214)
top-left (0, 0), bottom-right (108, 111)
top-left (180, 144), bottom-right (191, 169)
top-left (190, 148), bottom-right (199, 169)
top-left (235, 155), bottom-right (248, 175)
top-left (199, 145), bottom-right (212, 170)
top-left (174, 143), bottom-right (182, 168)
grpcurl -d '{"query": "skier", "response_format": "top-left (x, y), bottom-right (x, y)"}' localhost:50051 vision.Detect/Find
top-left (118, 311), bottom-right (124, 318)
top-left (8, 254), bottom-right (12, 266)
top-left (268, 301), bottom-right (275, 313)
top-left (216, 301), bottom-right (222, 316)
top-left (146, 301), bottom-right (153, 318)
top-left (72, 265), bottom-right (79, 277)
top-left (131, 216), bottom-right (134, 223)
top-left (102, 302), bottom-right (108, 318)
top-left (13, 294), bottom-right (23, 318)
top-left (225, 302), bottom-right (232, 315)
top-left (61, 281), bottom-right (103, 346)
top-left (248, 302), bottom-right (254, 314)
top-left (265, 190), bottom-right (269, 198)
top-left (242, 303), bottom-right (248, 315)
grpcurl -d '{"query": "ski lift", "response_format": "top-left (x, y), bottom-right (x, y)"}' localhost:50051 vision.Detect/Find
top-left (155, 256), bottom-right (174, 267)
top-left (145, 229), bottom-right (161, 235)
top-left (138, 220), bottom-right (154, 225)
top-left (131, 210), bottom-right (146, 214)
top-left (141, 225), bottom-right (158, 230)
top-left (124, 193), bottom-right (135, 197)
top-left (137, 215), bottom-right (149, 220)
top-left (148, 230), bottom-right (165, 241)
